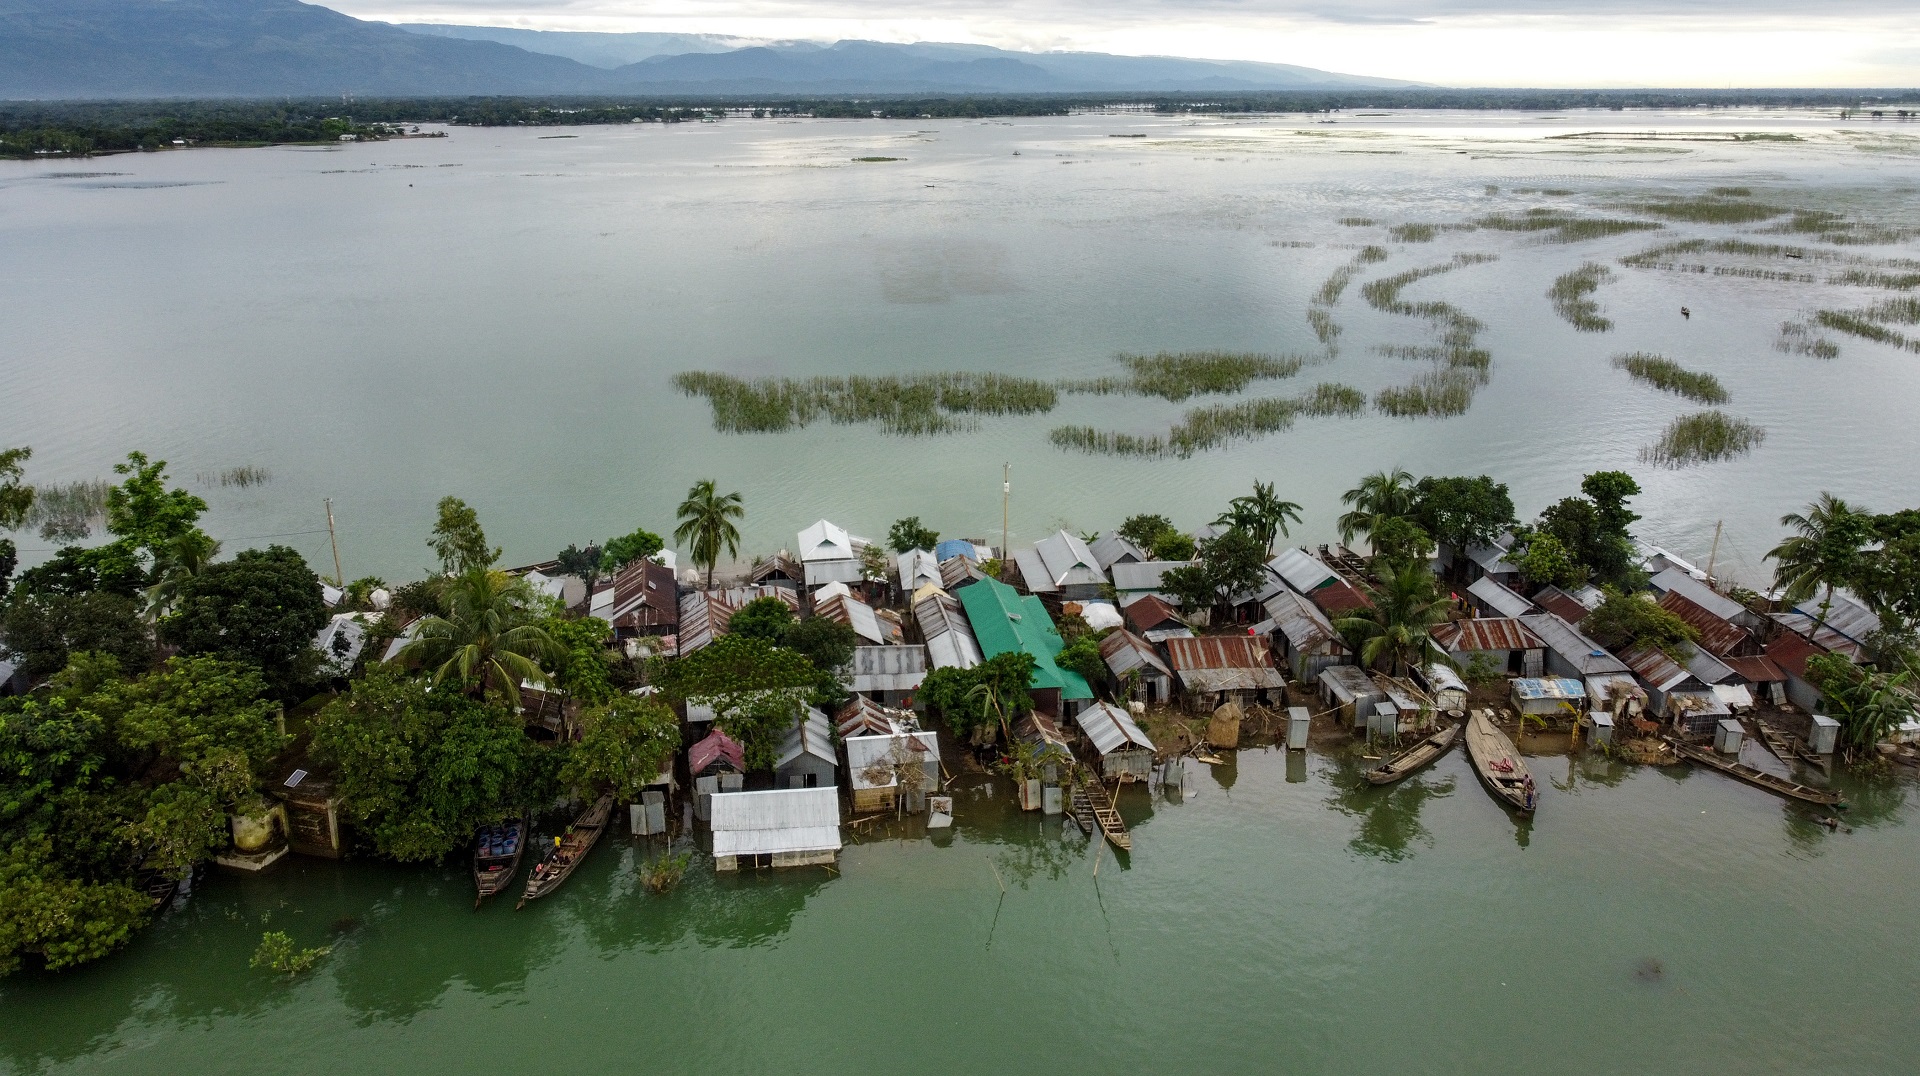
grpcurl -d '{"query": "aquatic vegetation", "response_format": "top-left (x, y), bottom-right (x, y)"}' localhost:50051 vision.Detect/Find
top-left (1775, 320), bottom-right (1840, 359)
top-left (1813, 310), bottom-right (1920, 354)
top-left (1374, 370), bottom-right (1478, 418)
top-left (673, 371), bottom-right (1059, 435)
top-left (1551, 218), bottom-right (1663, 243)
top-left (1113, 352), bottom-right (1304, 401)
top-left (1338, 217), bottom-right (1376, 227)
top-left (1548, 262), bottom-right (1615, 332)
top-left (1829, 269), bottom-right (1920, 290)
top-left (1356, 245), bottom-right (1389, 264)
top-left (1307, 247), bottom-right (1391, 352)
top-left (1377, 344), bottom-right (1490, 373)
top-left (1611, 353), bottom-right (1728, 404)
top-left (1389, 223), bottom-right (1438, 243)
top-left (1625, 195), bottom-right (1785, 224)
top-left (1048, 383), bottom-right (1364, 458)
top-left (1641, 411), bottom-right (1766, 467)
top-left (1710, 187), bottom-right (1754, 197)
top-left (1474, 209), bottom-right (1660, 243)
top-left (197, 465), bottom-right (272, 488)
top-left (851, 156), bottom-right (901, 162)
top-left (1308, 307), bottom-right (1340, 346)
top-left (21, 478), bottom-right (111, 541)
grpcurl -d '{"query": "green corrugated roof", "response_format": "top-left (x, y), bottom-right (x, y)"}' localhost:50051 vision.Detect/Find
top-left (957, 577), bottom-right (1094, 701)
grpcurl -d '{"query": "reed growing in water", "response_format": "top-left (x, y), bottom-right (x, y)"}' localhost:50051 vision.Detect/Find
top-left (1048, 383), bottom-right (1364, 458)
top-left (1374, 370), bottom-right (1478, 418)
top-left (672, 371), bottom-right (1060, 435)
top-left (198, 465), bottom-right (272, 488)
top-left (1472, 210), bottom-right (1659, 243)
top-left (1775, 321), bottom-right (1841, 359)
top-left (1626, 195), bottom-right (1785, 224)
top-left (1813, 310), bottom-right (1920, 354)
top-left (1548, 262), bottom-right (1615, 332)
top-left (1338, 217), bottom-right (1376, 227)
top-left (1114, 352), bottom-right (1304, 401)
top-left (1611, 353), bottom-right (1728, 403)
top-left (1389, 223), bottom-right (1438, 243)
top-left (1641, 411), bottom-right (1766, 467)
top-left (23, 479), bottom-right (112, 542)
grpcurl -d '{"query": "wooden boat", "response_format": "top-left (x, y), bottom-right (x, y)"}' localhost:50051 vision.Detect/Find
top-left (1669, 739), bottom-right (1844, 806)
top-left (516, 794), bottom-right (613, 910)
top-left (473, 812), bottom-right (528, 907)
top-left (1463, 709), bottom-right (1537, 814)
top-left (1069, 772), bottom-right (1131, 852)
top-left (1365, 721), bottom-right (1461, 786)
top-left (1749, 719), bottom-right (1825, 774)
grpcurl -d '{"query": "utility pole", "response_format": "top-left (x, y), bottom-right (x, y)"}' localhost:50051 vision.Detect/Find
top-left (1705, 519), bottom-right (1723, 588)
top-left (1001, 463), bottom-right (1011, 566)
top-left (325, 498), bottom-right (344, 586)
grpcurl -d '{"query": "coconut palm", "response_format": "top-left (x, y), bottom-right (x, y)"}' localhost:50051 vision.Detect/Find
top-left (1337, 468), bottom-right (1416, 548)
top-left (144, 529), bottom-right (221, 618)
top-left (1332, 562), bottom-right (1454, 676)
top-left (674, 479), bottom-right (745, 589)
top-left (1216, 481), bottom-right (1301, 555)
top-left (392, 569), bottom-right (560, 706)
top-left (1766, 492), bottom-right (1873, 631)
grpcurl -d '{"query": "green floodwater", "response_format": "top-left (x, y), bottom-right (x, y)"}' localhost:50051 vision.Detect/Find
top-left (4, 745), bottom-right (1916, 1075)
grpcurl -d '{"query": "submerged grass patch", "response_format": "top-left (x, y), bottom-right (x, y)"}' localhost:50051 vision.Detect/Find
top-left (1641, 411), bottom-right (1766, 467)
top-left (1625, 196), bottom-right (1786, 224)
top-left (1048, 383), bottom-right (1365, 458)
top-left (1110, 352), bottom-right (1304, 401)
top-left (1776, 320), bottom-right (1841, 359)
top-left (1813, 310), bottom-right (1920, 353)
top-left (1473, 209), bottom-right (1660, 243)
top-left (1611, 352), bottom-right (1728, 403)
top-left (1548, 262), bottom-right (1615, 332)
top-left (21, 479), bottom-right (112, 541)
top-left (1389, 223), bottom-right (1438, 242)
top-left (197, 465), bottom-right (272, 488)
top-left (1338, 217), bottom-right (1376, 227)
top-left (673, 371), bottom-right (1058, 435)
top-left (1374, 369), bottom-right (1479, 418)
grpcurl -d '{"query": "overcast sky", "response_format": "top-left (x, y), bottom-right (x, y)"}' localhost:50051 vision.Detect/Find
top-left (335, 1), bottom-right (1920, 86)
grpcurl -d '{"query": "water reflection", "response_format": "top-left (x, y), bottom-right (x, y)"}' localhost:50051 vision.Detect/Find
top-left (1324, 751), bottom-right (1456, 862)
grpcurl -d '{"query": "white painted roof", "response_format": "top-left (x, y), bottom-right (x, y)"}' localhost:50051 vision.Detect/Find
top-left (775, 707), bottom-right (837, 770)
top-left (897, 549), bottom-right (941, 591)
top-left (798, 519), bottom-right (857, 563)
top-left (1073, 701), bottom-right (1155, 756)
top-left (709, 787), bottom-right (843, 858)
top-left (1271, 547), bottom-right (1337, 594)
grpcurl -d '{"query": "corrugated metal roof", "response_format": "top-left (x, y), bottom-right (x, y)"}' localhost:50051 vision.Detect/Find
top-left (1432, 618), bottom-right (1544, 653)
top-left (1723, 655), bottom-right (1787, 684)
top-left (1310, 579), bottom-right (1371, 617)
top-left (1015, 713), bottom-right (1073, 757)
top-left (956, 577), bottom-right (1094, 700)
top-left (1319, 663), bottom-right (1379, 702)
top-left (1657, 590), bottom-right (1752, 657)
top-left (1099, 628), bottom-right (1171, 680)
top-left (1467, 538), bottom-right (1517, 576)
top-left (1518, 613), bottom-right (1627, 675)
top-left (913, 590), bottom-right (983, 670)
top-left (1682, 645), bottom-right (1737, 686)
top-left (934, 538), bottom-right (990, 563)
top-left (797, 519), bottom-right (857, 563)
top-left (709, 787), bottom-right (842, 858)
top-left (1261, 589), bottom-right (1341, 653)
top-left (608, 559), bottom-right (679, 631)
top-left (677, 591), bottom-right (735, 653)
top-left (747, 553), bottom-right (803, 585)
top-left (1788, 592), bottom-right (1877, 646)
top-left (939, 555), bottom-right (987, 590)
top-left (1123, 595), bottom-right (1184, 632)
top-left (835, 695), bottom-right (909, 738)
top-left (1011, 548), bottom-right (1056, 593)
top-left (814, 591), bottom-right (896, 646)
top-left (689, 728), bottom-right (743, 774)
top-left (1165, 635), bottom-right (1286, 693)
top-left (849, 645), bottom-right (929, 693)
top-left (1033, 530), bottom-right (1104, 589)
top-left (1089, 533), bottom-right (1147, 570)
top-left (1531, 586), bottom-right (1592, 625)
top-left (1074, 701), bottom-right (1155, 756)
top-left (1111, 560), bottom-right (1189, 594)
top-left (845, 732), bottom-right (940, 791)
top-left (1618, 643), bottom-right (1703, 693)
top-left (897, 549), bottom-right (941, 592)
top-left (1468, 576), bottom-right (1535, 619)
top-left (1649, 568), bottom-right (1748, 623)
top-left (775, 707), bottom-right (837, 770)
top-left (1271, 547), bottom-right (1337, 594)
top-left (1769, 611), bottom-right (1866, 661)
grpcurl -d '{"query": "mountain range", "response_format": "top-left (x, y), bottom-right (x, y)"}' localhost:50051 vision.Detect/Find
top-left (0, 0), bottom-right (1416, 100)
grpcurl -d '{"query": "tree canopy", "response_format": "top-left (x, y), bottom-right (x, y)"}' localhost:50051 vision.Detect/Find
top-left (1408, 475), bottom-right (1516, 554)
top-left (559, 694), bottom-right (680, 801)
top-left (1117, 513), bottom-right (1195, 561)
top-left (1160, 527), bottom-right (1267, 618)
top-left (600, 527), bottom-right (663, 573)
top-left (887, 517), bottom-right (940, 554)
top-left (729, 596), bottom-right (797, 642)
top-left (158, 545), bottom-right (327, 696)
top-left (649, 634), bottom-right (819, 770)
top-left (674, 480), bottom-right (743, 589)
top-left (917, 651), bottom-right (1037, 740)
top-left (1581, 588), bottom-right (1698, 656)
top-left (428, 496), bottom-right (499, 575)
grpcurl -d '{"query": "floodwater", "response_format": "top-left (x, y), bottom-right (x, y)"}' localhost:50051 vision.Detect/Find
top-left (2, 745), bottom-right (1915, 1074)
top-left (4, 110), bottom-right (1919, 583)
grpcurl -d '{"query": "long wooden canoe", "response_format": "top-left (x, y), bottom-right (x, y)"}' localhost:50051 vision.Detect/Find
top-left (1069, 772), bottom-right (1131, 852)
top-left (1365, 722), bottom-right (1460, 786)
top-left (473, 812), bottom-right (528, 908)
top-left (1463, 709), bottom-right (1537, 814)
top-left (516, 794), bottom-right (614, 910)
top-left (1669, 739), bottom-right (1844, 806)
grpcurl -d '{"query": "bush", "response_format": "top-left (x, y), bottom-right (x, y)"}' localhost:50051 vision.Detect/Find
top-left (251, 930), bottom-right (329, 976)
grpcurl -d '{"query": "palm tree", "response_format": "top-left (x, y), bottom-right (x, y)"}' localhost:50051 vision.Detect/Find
top-left (145, 529), bottom-right (221, 618)
top-left (675, 479), bottom-right (745, 589)
top-left (1226, 480), bottom-right (1302, 555)
top-left (1338, 468), bottom-right (1416, 548)
top-left (1766, 493), bottom-right (1872, 631)
top-left (392, 569), bottom-right (560, 706)
top-left (1332, 562), bottom-right (1454, 676)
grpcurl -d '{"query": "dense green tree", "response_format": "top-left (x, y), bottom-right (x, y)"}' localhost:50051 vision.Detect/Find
top-left (1338, 468), bottom-right (1416, 548)
top-left (0, 446), bottom-right (32, 600)
top-left (1365, 517), bottom-right (1434, 575)
top-left (674, 480), bottom-right (744, 589)
top-left (0, 837), bottom-right (150, 976)
top-left (558, 695), bottom-right (681, 801)
top-left (729, 596), bottom-right (796, 642)
top-left (1159, 527), bottom-right (1268, 620)
top-left (1333, 564), bottom-right (1453, 676)
top-left (104, 452), bottom-right (207, 567)
top-left (1856, 509), bottom-right (1920, 637)
top-left (143, 530), bottom-right (221, 618)
top-left (1511, 531), bottom-right (1585, 590)
top-left (887, 516), bottom-right (940, 554)
top-left (392, 570), bottom-right (560, 706)
top-left (1530, 471), bottom-right (1642, 588)
top-left (540, 615), bottom-right (617, 706)
top-left (1054, 632), bottom-right (1109, 688)
top-left (1767, 493), bottom-right (1874, 632)
top-left (600, 527), bottom-right (663, 573)
top-left (1117, 514), bottom-right (1195, 561)
top-left (553, 543), bottom-right (603, 601)
top-left (1219, 480), bottom-right (1301, 555)
top-left (1805, 653), bottom-right (1915, 761)
top-left (0, 589), bottom-right (151, 681)
top-left (650, 634), bottom-right (818, 770)
top-left (1581, 587), bottom-right (1698, 656)
top-left (918, 651), bottom-right (1037, 740)
top-left (307, 671), bottom-right (531, 862)
top-left (1408, 475), bottom-right (1517, 555)
top-left (158, 546), bottom-right (327, 695)
top-left (428, 496), bottom-right (499, 575)
top-left (782, 615), bottom-right (857, 678)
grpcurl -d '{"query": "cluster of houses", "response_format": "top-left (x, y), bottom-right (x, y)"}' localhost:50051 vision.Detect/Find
top-left (295, 518), bottom-right (1892, 873)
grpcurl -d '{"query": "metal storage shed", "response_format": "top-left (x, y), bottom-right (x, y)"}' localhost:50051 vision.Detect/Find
top-left (710, 787), bottom-right (842, 871)
top-left (913, 588), bottom-right (984, 670)
top-left (1073, 701), bottom-right (1156, 780)
top-left (774, 707), bottom-right (838, 789)
top-left (845, 731), bottom-right (941, 813)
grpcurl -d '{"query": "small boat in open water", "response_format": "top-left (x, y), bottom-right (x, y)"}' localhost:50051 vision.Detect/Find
top-left (1464, 709), bottom-right (1537, 814)
top-left (1365, 721), bottom-right (1460, 786)
top-left (516, 794), bottom-right (614, 910)
top-left (1669, 739), bottom-right (1843, 806)
top-left (473, 813), bottom-right (528, 907)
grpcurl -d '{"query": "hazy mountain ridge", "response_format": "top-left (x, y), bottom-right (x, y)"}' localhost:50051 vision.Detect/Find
top-left (0, 0), bottom-right (1416, 100)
